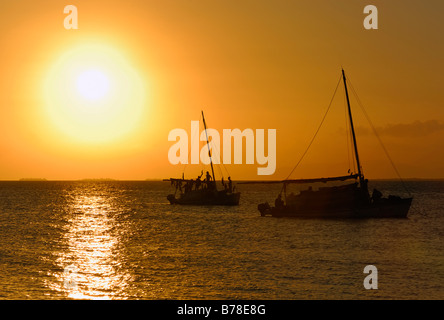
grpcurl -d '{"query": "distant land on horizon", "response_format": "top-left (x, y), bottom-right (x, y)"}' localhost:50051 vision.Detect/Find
top-left (5, 177), bottom-right (444, 182)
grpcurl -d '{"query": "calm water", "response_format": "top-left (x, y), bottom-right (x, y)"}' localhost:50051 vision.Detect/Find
top-left (0, 180), bottom-right (442, 300)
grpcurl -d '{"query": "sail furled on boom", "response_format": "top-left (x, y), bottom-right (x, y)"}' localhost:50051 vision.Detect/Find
top-left (239, 174), bottom-right (359, 184)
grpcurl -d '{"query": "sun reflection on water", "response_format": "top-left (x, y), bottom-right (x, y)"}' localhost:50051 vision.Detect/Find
top-left (51, 188), bottom-right (131, 299)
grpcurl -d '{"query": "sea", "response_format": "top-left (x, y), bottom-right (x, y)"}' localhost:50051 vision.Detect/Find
top-left (0, 180), bottom-right (442, 300)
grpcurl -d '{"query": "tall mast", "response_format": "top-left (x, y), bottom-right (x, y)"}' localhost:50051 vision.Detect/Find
top-left (342, 69), bottom-right (363, 184)
top-left (201, 110), bottom-right (216, 184)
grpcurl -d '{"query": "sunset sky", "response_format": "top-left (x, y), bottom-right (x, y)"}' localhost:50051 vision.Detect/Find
top-left (0, 0), bottom-right (443, 180)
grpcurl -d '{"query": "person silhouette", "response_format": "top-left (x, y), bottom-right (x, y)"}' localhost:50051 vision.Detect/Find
top-left (227, 176), bottom-right (233, 193)
top-left (275, 194), bottom-right (284, 209)
top-left (205, 171), bottom-right (212, 183)
top-left (195, 175), bottom-right (202, 190)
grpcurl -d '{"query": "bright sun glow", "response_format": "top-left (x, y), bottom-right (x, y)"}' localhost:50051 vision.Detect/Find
top-left (44, 44), bottom-right (146, 144)
top-left (76, 69), bottom-right (110, 101)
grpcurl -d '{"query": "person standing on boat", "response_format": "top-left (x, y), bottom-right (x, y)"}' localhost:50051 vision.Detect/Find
top-left (275, 194), bottom-right (284, 209)
top-left (228, 176), bottom-right (233, 193)
top-left (205, 171), bottom-right (216, 191)
top-left (195, 175), bottom-right (202, 190)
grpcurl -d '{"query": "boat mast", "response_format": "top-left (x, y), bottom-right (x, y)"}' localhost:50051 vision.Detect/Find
top-left (201, 110), bottom-right (216, 184)
top-left (342, 69), bottom-right (363, 184)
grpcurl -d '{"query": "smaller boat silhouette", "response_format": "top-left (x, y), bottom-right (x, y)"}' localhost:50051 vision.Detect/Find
top-left (256, 69), bottom-right (412, 218)
top-left (166, 111), bottom-right (241, 206)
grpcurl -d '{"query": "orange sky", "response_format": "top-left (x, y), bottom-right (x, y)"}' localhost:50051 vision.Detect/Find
top-left (0, 0), bottom-right (443, 180)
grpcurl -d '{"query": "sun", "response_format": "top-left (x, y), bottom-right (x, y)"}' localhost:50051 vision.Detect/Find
top-left (76, 69), bottom-right (110, 101)
top-left (43, 44), bottom-right (146, 144)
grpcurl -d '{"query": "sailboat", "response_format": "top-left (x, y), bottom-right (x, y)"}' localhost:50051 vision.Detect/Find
top-left (257, 69), bottom-right (412, 218)
top-left (166, 111), bottom-right (241, 206)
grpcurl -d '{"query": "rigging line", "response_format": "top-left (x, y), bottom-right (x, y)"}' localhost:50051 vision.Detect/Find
top-left (198, 112), bottom-right (208, 176)
top-left (344, 86), bottom-right (352, 173)
top-left (219, 152), bottom-right (232, 179)
top-left (345, 85), bottom-right (357, 174)
top-left (347, 78), bottom-right (412, 196)
top-left (201, 120), bottom-right (232, 180)
top-left (351, 121), bottom-right (357, 173)
top-left (218, 148), bottom-right (232, 179)
top-left (200, 112), bottom-right (231, 183)
top-left (211, 143), bottom-right (224, 180)
top-left (284, 74), bottom-right (343, 181)
top-left (208, 135), bottom-right (227, 180)
top-left (213, 132), bottom-right (232, 178)
top-left (199, 115), bottom-right (229, 180)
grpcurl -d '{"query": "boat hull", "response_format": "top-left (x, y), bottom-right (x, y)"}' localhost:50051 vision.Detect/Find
top-left (168, 190), bottom-right (241, 206)
top-left (258, 197), bottom-right (412, 219)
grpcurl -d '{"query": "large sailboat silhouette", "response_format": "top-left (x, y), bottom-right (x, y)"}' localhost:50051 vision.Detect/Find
top-left (257, 69), bottom-right (412, 218)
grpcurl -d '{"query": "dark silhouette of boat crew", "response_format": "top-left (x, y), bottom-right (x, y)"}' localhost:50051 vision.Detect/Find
top-left (166, 111), bottom-right (241, 206)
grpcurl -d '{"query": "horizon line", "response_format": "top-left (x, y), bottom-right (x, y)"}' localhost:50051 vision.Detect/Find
top-left (1, 177), bottom-right (444, 182)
